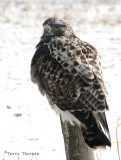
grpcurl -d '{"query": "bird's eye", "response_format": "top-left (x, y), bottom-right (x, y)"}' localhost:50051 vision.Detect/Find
top-left (53, 24), bottom-right (65, 29)
top-left (53, 24), bottom-right (60, 28)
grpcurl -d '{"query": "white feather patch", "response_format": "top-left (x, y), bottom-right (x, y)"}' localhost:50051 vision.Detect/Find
top-left (51, 103), bottom-right (81, 126)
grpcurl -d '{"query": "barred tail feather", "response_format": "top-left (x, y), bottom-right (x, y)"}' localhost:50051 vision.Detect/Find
top-left (82, 126), bottom-right (111, 149)
top-left (71, 110), bottom-right (111, 149)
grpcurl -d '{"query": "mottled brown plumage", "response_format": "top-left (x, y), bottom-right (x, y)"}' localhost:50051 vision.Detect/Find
top-left (31, 17), bottom-right (111, 148)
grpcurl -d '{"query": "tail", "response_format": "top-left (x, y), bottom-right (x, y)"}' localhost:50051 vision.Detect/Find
top-left (71, 110), bottom-right (111, 149)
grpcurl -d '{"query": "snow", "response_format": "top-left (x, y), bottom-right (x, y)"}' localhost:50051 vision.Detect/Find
top-left (0, 0), bottom-right (121, 159)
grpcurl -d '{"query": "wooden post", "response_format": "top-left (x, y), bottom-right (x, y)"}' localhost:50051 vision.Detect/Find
top-left (60, 116), bottom-right (94, 160)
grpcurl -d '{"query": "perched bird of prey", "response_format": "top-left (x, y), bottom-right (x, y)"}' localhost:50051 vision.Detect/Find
top-left (31, 17), bottom-right (111, 149)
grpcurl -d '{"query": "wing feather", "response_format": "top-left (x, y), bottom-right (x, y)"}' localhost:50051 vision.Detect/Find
top-left (31, 37), bottom-right (108, 112)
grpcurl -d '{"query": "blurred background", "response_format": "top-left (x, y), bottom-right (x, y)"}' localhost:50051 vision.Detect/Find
top-left (0, 0), bottom-right (121, 159)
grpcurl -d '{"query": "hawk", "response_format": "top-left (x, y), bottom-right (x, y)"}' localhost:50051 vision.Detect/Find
top-left (31, 17), bottom-right (111, 148)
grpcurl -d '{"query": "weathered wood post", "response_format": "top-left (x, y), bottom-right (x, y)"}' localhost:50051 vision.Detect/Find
top-left (60, 116), bottom-right (94, 160)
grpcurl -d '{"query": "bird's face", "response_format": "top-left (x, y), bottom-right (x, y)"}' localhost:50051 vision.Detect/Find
top-left (42, 17), bottom-right (74, 37)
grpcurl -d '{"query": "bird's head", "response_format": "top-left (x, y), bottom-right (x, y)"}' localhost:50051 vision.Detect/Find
top-left (42, 17), bottom-right (74, 38)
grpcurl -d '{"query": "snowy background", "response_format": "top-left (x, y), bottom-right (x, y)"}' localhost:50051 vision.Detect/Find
top-left (0, 0), bottom-right (121, 159)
